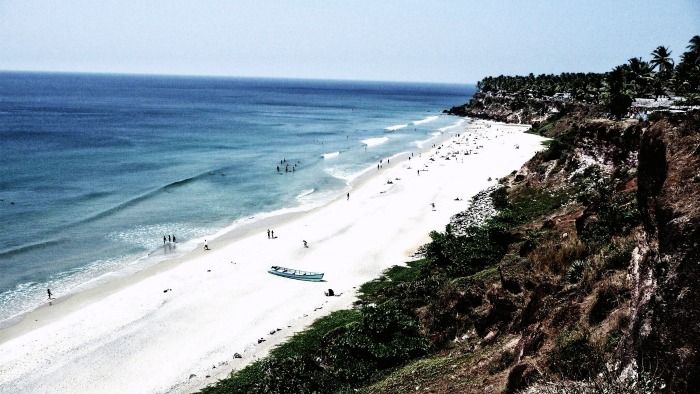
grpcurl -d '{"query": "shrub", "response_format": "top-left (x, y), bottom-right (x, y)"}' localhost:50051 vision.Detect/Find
top-left (548, 327), bottom-right (599, 380)
top-left (578, 193), bottom-right (640, 245)
top-left (604, 242), bottom-right (634, 270)
top-left (498, 187), bottom-right (571, 225)
top-left (530, 238), bottom-right (588, 275)
top-left (489, 350), bottom-right (516, 373)
top-left (566, 260), bottom-right (586, 283)
top-left (201, 310), bottom-right (361, 394)
top-left (589, 281), bottom-right (626, 324)
top-left (321, 301), bottom-right (430, 382)
top-left (491, 186), bottom-right (509, 209)
top-left (357, 260), bottom-right (428, 305)
top-left (255, 356), bottom-right (337, 393)
top-left (608, 93), bottom-right (633, 119)
top-left (424, 223), bottom-right (511, 278)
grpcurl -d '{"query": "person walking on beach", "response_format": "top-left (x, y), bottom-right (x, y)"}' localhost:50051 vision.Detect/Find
top-left (172, 235), bottom-right (176, 243)
top-left (163, 235), bottom-right (167, 244)
top-left (267, 229), bottom-right (271, 239)
top-left (271, 230), bottom-right (275, 238)
top-left (47, 288), bottom-right (52, 300)
top-left (204, 240), bottom-right (209, 250)
top-left (168, 235), bottom-right (171, 242)
top-left (347, 192), bottom-right (350, 200)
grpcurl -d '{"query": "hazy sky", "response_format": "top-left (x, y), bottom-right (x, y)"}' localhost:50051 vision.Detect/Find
top-left (1, 0), bottom-right (698, 83)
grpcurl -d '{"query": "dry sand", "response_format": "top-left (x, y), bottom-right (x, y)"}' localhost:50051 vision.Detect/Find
top-left (0, 119), bottom-right (546, 394)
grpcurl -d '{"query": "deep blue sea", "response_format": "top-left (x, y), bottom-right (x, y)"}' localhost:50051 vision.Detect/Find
top-left (0, 72), bottom-right (473, 323)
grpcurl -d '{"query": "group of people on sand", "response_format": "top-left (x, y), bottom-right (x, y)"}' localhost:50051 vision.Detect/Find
top-left (267, 229), bottom-right (276, 239)
top-left (163, 234), bottom-right (177, 244)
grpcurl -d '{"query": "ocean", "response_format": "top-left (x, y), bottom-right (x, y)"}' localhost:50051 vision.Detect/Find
top-left (0, 72), bottom-right (473, 325)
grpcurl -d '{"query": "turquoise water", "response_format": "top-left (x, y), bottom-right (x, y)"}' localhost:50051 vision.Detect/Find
top-left (0, 72), bottom-right (473, 323)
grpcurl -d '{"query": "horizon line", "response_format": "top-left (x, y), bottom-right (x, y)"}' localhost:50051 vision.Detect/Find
top-left (0, 68), bottom-right (474, 87)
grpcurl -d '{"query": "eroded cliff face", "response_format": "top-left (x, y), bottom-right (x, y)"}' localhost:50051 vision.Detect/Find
top-left (363, 108), bottom-right (699, 393)
top-left (445, 92), bottom-right (569, 124)
top-left (628, 113), bottom-right (700, 391)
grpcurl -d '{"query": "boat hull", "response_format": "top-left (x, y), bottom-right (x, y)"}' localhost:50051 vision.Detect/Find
top-left (268, 266), bottom-right (324, 282)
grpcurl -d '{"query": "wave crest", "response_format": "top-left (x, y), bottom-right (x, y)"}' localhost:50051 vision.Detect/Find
top-left (385, 124), bottom-right (407, 132)
top-left (361, 137), bottom-right (389, 147)
top-left (322, 151), bottom-right (340, 159)
top-left (413, 115), bottom-right (439, 125)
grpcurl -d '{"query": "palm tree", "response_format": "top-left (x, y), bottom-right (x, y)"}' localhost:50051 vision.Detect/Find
top-left (650, 46), bottom-right (674, 74)
top-left (628, 57), bottom-right (651, 76)
top-left (627, 57), bottom-right (653, 96)
top-left (687, 35), bottom-right (700, 54)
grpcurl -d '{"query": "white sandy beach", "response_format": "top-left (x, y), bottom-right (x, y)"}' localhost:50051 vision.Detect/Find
top-left (0, 119), bottom-right (546, 394)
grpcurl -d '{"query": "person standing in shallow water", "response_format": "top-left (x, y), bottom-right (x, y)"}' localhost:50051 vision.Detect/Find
top-left (163, 235), bottom-right (166, 244)
top-left (347, 192), bottom-right (350, 200)
top-left (47, 288), bottom-right (52, 300)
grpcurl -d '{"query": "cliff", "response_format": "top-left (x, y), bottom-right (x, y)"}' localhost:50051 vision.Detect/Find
top-left (201, 103), bottom-right (699, 393)
top-left (444, 91), bottom-right (575, 124)
top-left (361, 105), bottom-right (699, 393)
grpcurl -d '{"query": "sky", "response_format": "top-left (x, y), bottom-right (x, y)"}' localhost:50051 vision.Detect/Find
top-left (0, 0), bottom-right (698, 83)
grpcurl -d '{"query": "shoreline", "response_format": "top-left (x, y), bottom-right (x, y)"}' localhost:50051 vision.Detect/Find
top-left (0, 118), bottom-right (546, 394)
top-left (0, 119), bottom-right (461, 336)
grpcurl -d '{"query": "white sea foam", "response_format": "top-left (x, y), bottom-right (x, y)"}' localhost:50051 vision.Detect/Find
top-left (385, 123), bottom-right (408, 131)
top-left (413, 115), bottom-right (439, 125)
top-left (361, 137), bottom-right (389, 147)
top-left (322, 151), bottom-right (340, 159)
top-left (296, 188), bottom-right (315, 200)
top-left (414, 131), bottom-right (445, 149)
top-left (438, 118), bottom-right (466, 132)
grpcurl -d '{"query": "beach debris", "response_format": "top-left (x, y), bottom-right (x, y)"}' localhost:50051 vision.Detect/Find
top-left (162, 288), bottom-right (172, 293)
top-left (269, 330), bottom-right (276, 335)
top-left (207, 269), bottom-right (211, 272)
top-left (205, 375), bottom-right (211, 378)
top-left (324, 288), bottom-right (335, 297)
top-left (189, 374), bottom-right (197, 380)
top-left (257, 338), bottom-right (266, 344)
top-left (233, 353), bottom-right (242, 359)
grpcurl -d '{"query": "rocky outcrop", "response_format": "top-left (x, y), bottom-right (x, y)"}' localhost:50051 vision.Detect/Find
top-left (444, 92), bottom-right (568, 124)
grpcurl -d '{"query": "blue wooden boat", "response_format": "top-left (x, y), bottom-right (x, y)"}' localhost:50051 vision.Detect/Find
top-left (268, 265), bottom-right (324, 282)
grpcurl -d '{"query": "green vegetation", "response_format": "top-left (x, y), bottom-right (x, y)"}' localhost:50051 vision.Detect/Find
top-left (548, 327), bottom-right (598, 380)
top-left (566, 259), bottom-right (586, 283)
top-left (472, 35), bottom-right (700, 117)
top-left (201, 310), bottom-right (361, 393)
top-left (356, 259), bottom-right (428, 304)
